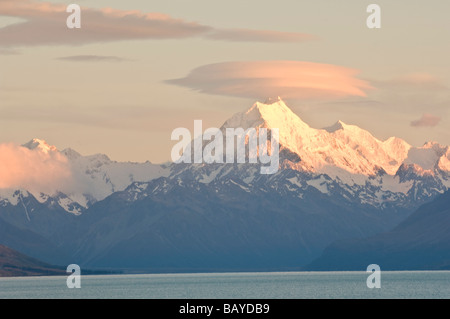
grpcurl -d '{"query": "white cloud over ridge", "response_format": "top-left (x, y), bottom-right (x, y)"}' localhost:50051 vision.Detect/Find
top-left (0, 142), bottom-right (72, 195)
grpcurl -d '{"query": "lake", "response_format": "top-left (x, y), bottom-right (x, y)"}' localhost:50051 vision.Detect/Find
top-left (0, 271), bottom-right (449, 299)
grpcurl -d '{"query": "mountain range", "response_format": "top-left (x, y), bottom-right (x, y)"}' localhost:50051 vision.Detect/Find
top-left (305, 190), bottom-right (450, 270)
top-left (0, 99), bottom-right (449, 272)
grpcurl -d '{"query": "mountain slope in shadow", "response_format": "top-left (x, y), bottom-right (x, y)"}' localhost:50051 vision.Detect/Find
top-left (0, 244), bottom-right (67, 277)
top-left (305, 191), bottom-right (450, 270)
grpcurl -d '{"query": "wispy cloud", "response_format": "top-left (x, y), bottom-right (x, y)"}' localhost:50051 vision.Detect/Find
top-left (373, 73), bottom-right (448, 91)
top-left (56, 55), bottom-right (132, 63)
top-left (206, 28), bottom-right (315, 43)
top-left (0, 48), bottom-right (21, 55)
top-left (0, 0), bottom-right (212, 47)
top-left (411, 113), bottom-right (441, 127)
top-left (167, 61), bottom-right (372, 101)
top-left (368, 72), bottom-right (450, 118)
top-left (0, 0), bottom-right (316, 47)
top-left (394, 73), bottom-right (447, 89)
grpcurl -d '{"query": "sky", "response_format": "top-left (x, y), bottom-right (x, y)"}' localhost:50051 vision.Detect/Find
top-left (0, 0), bottom-right (449, 163)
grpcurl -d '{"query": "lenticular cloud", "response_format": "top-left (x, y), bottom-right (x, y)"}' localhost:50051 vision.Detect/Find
top-left (0, 142), bottom-right (72, 194)
top-left (168, 61), bottom-right (373, 100)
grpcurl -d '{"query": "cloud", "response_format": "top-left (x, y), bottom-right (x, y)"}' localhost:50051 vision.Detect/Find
top-left (0, 0), bottom-right (316, 47)
top-left (56, 55), bottom-right (132, 62)
top-left (0, 0), bottom-right (211, 47)
top-left (394, 73), bottom-right (446, 88)
top-left (411, 113), bottom-right (441, 127)
top-left (373, 73), bottom-right (448, 91)
top-left (167, 61), bottom-right (373, 100)
top-left (0, 48), bottom-right (21, 55)
top-left (367, 72), bottom-right (450, 119)
top-left (0, 142), bottom-right (73, 194)
top-left (205, 28), bottom-right (315, 43)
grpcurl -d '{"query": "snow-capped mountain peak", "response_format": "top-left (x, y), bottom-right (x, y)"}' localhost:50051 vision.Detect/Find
top-left (218, 99), bottom-right (447, 179)
top-left (22, 138), bottom-right (57, 154)
top-left (405, 142), bottom-right (449, 171)
top-left (222, 98), bottom-right (310, 131)
top-left (1, 100), bottom-right (448, 217)
top-left (61, 148), bottom-right (82, 160)
top-left (0, 138), bottom-right (169, 214)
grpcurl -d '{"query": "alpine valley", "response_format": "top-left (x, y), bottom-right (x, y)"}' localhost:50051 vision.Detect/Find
top-left (1, 99), bottom-right (449, 272)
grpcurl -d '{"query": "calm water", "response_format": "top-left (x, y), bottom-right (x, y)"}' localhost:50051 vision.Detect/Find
top-left (0, 271), bottom-right (449, 299)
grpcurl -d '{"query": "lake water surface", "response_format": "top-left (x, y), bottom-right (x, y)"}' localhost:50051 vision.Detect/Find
top-left (0, 271), bottom-right (449, 299)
